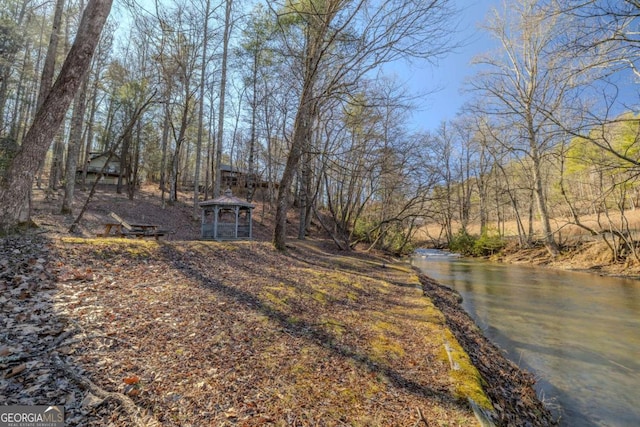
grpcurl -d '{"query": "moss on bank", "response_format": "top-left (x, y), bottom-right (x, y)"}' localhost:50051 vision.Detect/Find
top-left (34, 237), bottom-right (503, 424)
top-left (419, 273), bottom-right (557, 426)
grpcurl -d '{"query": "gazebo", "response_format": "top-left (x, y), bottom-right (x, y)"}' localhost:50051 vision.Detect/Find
top-left (199, 189), bottom-right (255, 240)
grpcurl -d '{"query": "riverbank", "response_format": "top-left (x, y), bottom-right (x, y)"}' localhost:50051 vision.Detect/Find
top-left (0, 232), bottom-right (557, 425)
top-left (419, 274), bottom-right (556, 426)
top-left (1, 234), bottom-right (475, 425)
top-left (495, 240), bottom-right (640, 280)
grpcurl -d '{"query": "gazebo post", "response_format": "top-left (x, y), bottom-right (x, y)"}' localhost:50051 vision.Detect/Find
top-left (248, 209), bottom-right (253, 239)
top-left (201, 208), bottom-right (206, 237)
top-left (234, 206), bottom-right (239, 239)
top-left (214, 206), bottom-right (219, 240)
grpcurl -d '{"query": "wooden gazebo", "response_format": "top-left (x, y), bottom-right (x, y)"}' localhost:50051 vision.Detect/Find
top-left (199, 189), bottom-right (255, 240)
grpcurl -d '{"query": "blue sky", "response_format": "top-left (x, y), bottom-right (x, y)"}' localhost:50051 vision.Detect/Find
top-left (385, 0), bottom-right (498, 133)
top-left (116, 0), bottom-right (499, 134)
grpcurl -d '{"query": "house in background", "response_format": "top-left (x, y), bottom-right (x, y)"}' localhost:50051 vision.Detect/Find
top-left (219, 164), bottom-right (273, 190)
top-left (221, 164), bottom-right (242, 188)
top-left (184, 164), bottom-right (273, 193)
top-left (77, 152), bottom-right (126, 185)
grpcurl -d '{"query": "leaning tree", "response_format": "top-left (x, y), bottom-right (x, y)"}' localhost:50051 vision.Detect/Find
top-left (0, 0), bottom-right (113, 233)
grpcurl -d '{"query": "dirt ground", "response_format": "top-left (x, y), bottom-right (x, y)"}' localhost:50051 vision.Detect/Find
top-left (0, 184), bottom-right (556, 426)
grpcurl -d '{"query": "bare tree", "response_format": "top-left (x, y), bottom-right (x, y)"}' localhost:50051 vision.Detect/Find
top-left (271, 0), bottom-right (457, 250)
top-left (192, 0), bottom-right (214, 219)
top-left (549, 1), bottom-right (640, 169)
top-left (43, 0), bottom-right (68, 193)
top-left (36, 0), bottom-right (65, 111)
top-left (0, 0), bottom-right (113, 233)
top-left (469, 0), bottom-right (576, 256)
top-left (0, 3), bottom-right (26, 135)
top-left (148, 1), bottom-right (201, 204)
top-left (238, 4), bottom-right (273, 203)
top-left (213, 0), bottom-right (233, 198)
top-left (60, 64), bottom-right (89, 213)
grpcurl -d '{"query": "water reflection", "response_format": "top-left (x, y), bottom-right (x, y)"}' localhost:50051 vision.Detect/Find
top-left (413, 250), bottom-right (640, 426)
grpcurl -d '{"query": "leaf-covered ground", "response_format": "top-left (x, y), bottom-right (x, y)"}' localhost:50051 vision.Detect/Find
top-left (2, 234), bottom-right (497, 426)
top-left (2, 186), bottom-right (555, 426)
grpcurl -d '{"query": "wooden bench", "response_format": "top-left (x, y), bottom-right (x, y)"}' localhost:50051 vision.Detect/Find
top-left (97, 212), bottom-right (168, 240)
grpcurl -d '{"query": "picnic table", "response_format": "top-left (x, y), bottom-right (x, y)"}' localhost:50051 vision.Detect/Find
top-left (97, 213), bottom-right (168, 240)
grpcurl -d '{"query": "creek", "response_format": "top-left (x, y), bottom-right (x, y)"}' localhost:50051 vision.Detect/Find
top-left (412, 249), bottom-right (640, 426)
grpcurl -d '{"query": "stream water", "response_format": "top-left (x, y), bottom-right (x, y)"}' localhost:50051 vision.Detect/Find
top-left (412, 249), bottom-right (640, 426)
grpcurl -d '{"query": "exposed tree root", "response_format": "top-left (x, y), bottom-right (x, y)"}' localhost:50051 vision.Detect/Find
top-left (52, 355), bottom-right (157, 427)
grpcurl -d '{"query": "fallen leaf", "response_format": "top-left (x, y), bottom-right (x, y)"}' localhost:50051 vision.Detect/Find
top-left (124, 385), bottom-right (141, 397)
top-left (123, 375), bottom-right (141, 385)
top-left (224, 408), bottom-right (238, 419)
top-left (5, 363), bottom-right (26, 379)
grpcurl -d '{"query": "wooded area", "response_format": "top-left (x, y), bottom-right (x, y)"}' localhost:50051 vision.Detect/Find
top-left (1, 0), bottom-right (639, 257)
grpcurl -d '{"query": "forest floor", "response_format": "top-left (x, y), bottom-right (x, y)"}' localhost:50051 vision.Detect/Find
top-left (0, 184), bottom-right (556, 426)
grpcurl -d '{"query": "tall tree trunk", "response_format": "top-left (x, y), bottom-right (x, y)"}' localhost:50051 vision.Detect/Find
top-left (273, 17), bottom-right (321, 250)
top-left (159, 98), bottom-right (170, 206)
top-left (0, 68), bottom-right (11, 134)
top-left (297, 147), bottom-right (311, 240)
top-left (532, 158), bottom-right (558, 255)
top-left (204, 101), bottom-right (215, 200)
top-left (170, 99), bottom-right (190, 203)
top-left (61, 64), bottom-right (89, 214)
top-left (181, 137), bottom-right (191, 189)
top-left (214, 0), bottom-right (232, 198)
top-left (99, 92), bottom-right (117, 151)
top-left (81, 73), bottom-right (99, 189)
top-left (247, 45), bottom-right (258, 203)
top-left (477, 178), bottom-right (488, 233)
top-left (128, 120), bottom-right (142, 200)
top-left (48, 136), bottom-right (65, 191)
top-left (265, 105), bottom-right (274, 209)
top-left (37, 0), bottom-right (66, 111)
top-left (9, 37), bottom-right (33, 141)
top-left (117, 109), bottom-right (132, 194)
top-left (528, 126), bottom-right (559, 256)
top-left (274, 84), bottom-right (314, 249)
top-left (117, 130), bottom-right (131, 194)
top-left (0, 0), bottom-right (114, 233)
top-left (193, 0), bottom-right (210, 219)
top-left (47, 4), bottom-right (72, 190)
top-left (0, 2), bottom-right (28, 134)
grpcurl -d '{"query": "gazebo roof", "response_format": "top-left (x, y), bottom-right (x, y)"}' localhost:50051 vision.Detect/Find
top-left (199, 189), bottom-right (255, 209)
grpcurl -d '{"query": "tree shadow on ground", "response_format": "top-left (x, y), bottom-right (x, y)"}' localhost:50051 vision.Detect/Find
top-left (0, 234), bottom-right (143, 425)
top-left (157, 243), bottom-right (470, 412)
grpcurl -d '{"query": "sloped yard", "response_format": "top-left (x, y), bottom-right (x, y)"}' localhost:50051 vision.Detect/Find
top-left (2, 235), bottom-right (492, 426)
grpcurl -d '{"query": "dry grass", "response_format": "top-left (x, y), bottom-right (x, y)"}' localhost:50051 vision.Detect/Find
top-left (43, 237), bottom-right (484, 425)
top-left (415, 209), bottom-right (640, 244)
top-left (0, 183), bottom-right (557, 425)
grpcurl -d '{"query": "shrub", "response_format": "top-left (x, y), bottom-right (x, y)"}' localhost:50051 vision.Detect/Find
top-left (448, 229), bottom-right (477, 256)
top-left (448, 228), bottom-right (505, 257)
top-left (472, 229), bottom-right (504, 257)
